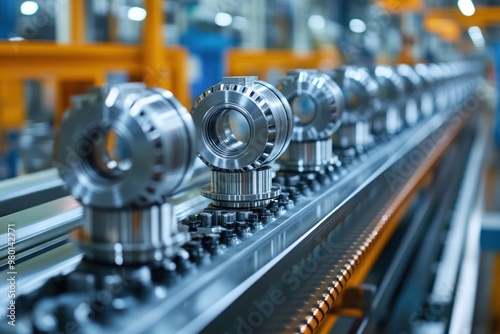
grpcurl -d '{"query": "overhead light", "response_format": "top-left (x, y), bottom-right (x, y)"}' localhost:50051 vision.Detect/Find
top-left (308, 15), bottom-right (326, 30)
top-left (20, 1), bottom-right (38, 15)
top-left (458, 0), bottom-right (475, 17)
top-left (214, 12), bottom-right (233, 27)
top-left (127, 7), bottom-right (147, 22)
top-left (349, 18), bottom-right (366, 33)
top-left (468, 26), bottom-right (485, 48)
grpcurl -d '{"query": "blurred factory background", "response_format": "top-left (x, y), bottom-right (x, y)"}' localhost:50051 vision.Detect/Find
top-left (0, 0), bottom-right (496, 178)
top-left (1, 1), bottom-right (500, 334)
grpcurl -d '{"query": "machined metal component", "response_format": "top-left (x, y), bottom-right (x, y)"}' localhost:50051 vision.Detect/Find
top-left (74, 202), bottom-right (187, 264)
top-left (414, 63), bottom-right (436, 116)
top-left (277, 69), bottom-right (344, 172)
top-left (192, 76), bottom-right (293, 208)
top-left (370, 65), bottom-right (406, 133)
top-left (397, 64), bottom-right (423, 126)
top-left (192, 76), bottom-right (293, 172)
top-left (200, 166), bottom-right (280, 208)
top-left (56, 83), bottom-right (196, 208)
top-left (327, 66), bottom-right (378, 151)
top-left (55, 83), bottom-right (196, 264)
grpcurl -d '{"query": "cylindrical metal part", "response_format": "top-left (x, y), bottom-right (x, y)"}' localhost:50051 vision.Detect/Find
top-left (276, 70), bottom-right (343, 172)
top-left (73, 202), bottom-right (189, 265)
top-left (276, 69), bottom-right (344, 141)
top-left (280, 139), bottom-right (334, 172)
top-left (200, 166), bottom-right (280, 208)
top-left (332, 121), bottom-right (371, 152)
top-left (414, 63), bottom-right (436, 116)
top-left (55, 83), bottom-right (197, 265)
top-left (192, 76), bottom-right (293, 172)
top-left (370, 65), bottom-right (405, 131)
top-left (397, 64), bottom-right (422, 126)
top-left (326, 66), bottom-right (378, 150)
top-left (56, 83), bottom-right (197, 208)
top-left (193, 76), bottom-right (293, 209)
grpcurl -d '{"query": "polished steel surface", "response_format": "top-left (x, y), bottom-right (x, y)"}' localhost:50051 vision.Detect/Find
top-left (277, 69), bottom-right (343, 141)
top-left (276, 70), bottom-right (344, 172)
top-left (370, 65), bottom-right (405, 131)
top-left (327, 66), bottom-right (379, 149)
top-left (0, 168), bottom-right (67, 216)
top-left (332, 120), bottom-right (372, 151)
top-left (201, 166), bottom-right (280, 208)
top-left (280, 139), bottom-right (335, 172)
top-left (0, 196), bottom-right (81, 258)
top-left (192, 76), bottom-right (293, 171)
top-left (74, 202), bottom-right (188, 264)
top-left (397, 64), bottom-right (423, 125)
top-left (56, 83), bottom-right (196, 208)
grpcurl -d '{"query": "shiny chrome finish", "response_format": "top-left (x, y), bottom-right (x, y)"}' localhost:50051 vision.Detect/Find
top-left (397, 64), bottom-right (423, 125)
top-left (56, 83), bottom-right (196, 208)
top-left (280, 139), bottom-right (335, 172)
top-left (277, 69), bottom-right (343, 142)
top-left (370, 65), bottom-right (405, 132)
top-left (74, 202), bottom-right (188, 265)
top-left (192, 76), bottom-right (293, 172)
top-left (55, 83), bottom-right (197, 264)
top-left (327, 66), bottom-right (378, 151)
top-left (277, 70), bottom-right (344, 172)
top-left (201, 166), bottom-right (280, 208)
top-left (193, 76), bottom-right (292, 208)
top-left (414, 63), bottom-right (436, 117)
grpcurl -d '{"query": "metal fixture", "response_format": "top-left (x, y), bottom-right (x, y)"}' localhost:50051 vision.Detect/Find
top-left (56, 83), bottom-right (196, 264)
top-left (277, 69), bottom-right (344, 172)
top-left (327, 66), bottom-right (379, 154)
top-left (192, 76), bottom-right (293, 208)
top-left (369, 65), bottom-right (406, 134)
top-left (397, 64), bottom-right (423, 126)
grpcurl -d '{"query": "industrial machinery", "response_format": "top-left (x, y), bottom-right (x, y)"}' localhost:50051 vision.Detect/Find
top-left (0, 61), bottom-right (487, 334)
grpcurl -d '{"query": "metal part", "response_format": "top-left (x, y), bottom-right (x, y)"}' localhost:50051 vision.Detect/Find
top-left (55, 83), bottom-right (197, 265)
top-left (279, 139), bottom-right (335, 172)
top-left (277, 69), bottom-right (344, 172)
top-left (397, 64), bottom-right (423, 125)
top-left (370, 65), bottom-right (405, 133)
top-left (56, 83), bottom-right (196, 208)
top-left (200, 166), bottom-right (280, 208)
top-left (192, 76), bottom-right (293, 208)
top-left (414, 63), bottom-right (436, 117)
top-left (74, 203), bottom-right (188, 264)
top-left (192, 76), bottom-right (293, 172)
top-left (327, 66), bottom-right (378, 151)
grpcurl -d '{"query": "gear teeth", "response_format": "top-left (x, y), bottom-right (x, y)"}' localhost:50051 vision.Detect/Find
top-left (192, 78), bottom-right (279, 172)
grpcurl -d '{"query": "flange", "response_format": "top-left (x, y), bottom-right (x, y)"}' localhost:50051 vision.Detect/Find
top-left (56, 83), bottom-right (196, 208)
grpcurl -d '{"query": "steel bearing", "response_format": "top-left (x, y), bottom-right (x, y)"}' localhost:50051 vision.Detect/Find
top-left (276, 69), bottom-right (344, 141)
top-left (276, 69), bottom-right (344, 172)
top-left (192, 76), bottom-right (293, 172)
top-left (56, 83), bottom-right (196, 208)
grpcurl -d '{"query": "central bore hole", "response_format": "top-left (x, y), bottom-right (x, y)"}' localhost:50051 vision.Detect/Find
top-left (212, 109), bottom-right (251, 153)
top-left (91, 127), bottom-right (132, 178)
top-left (291, 94), bottom-right (316, 125)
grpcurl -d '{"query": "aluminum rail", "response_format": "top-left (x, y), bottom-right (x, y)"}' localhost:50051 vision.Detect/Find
top-left (0, 168), bottom-right (67, 217)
